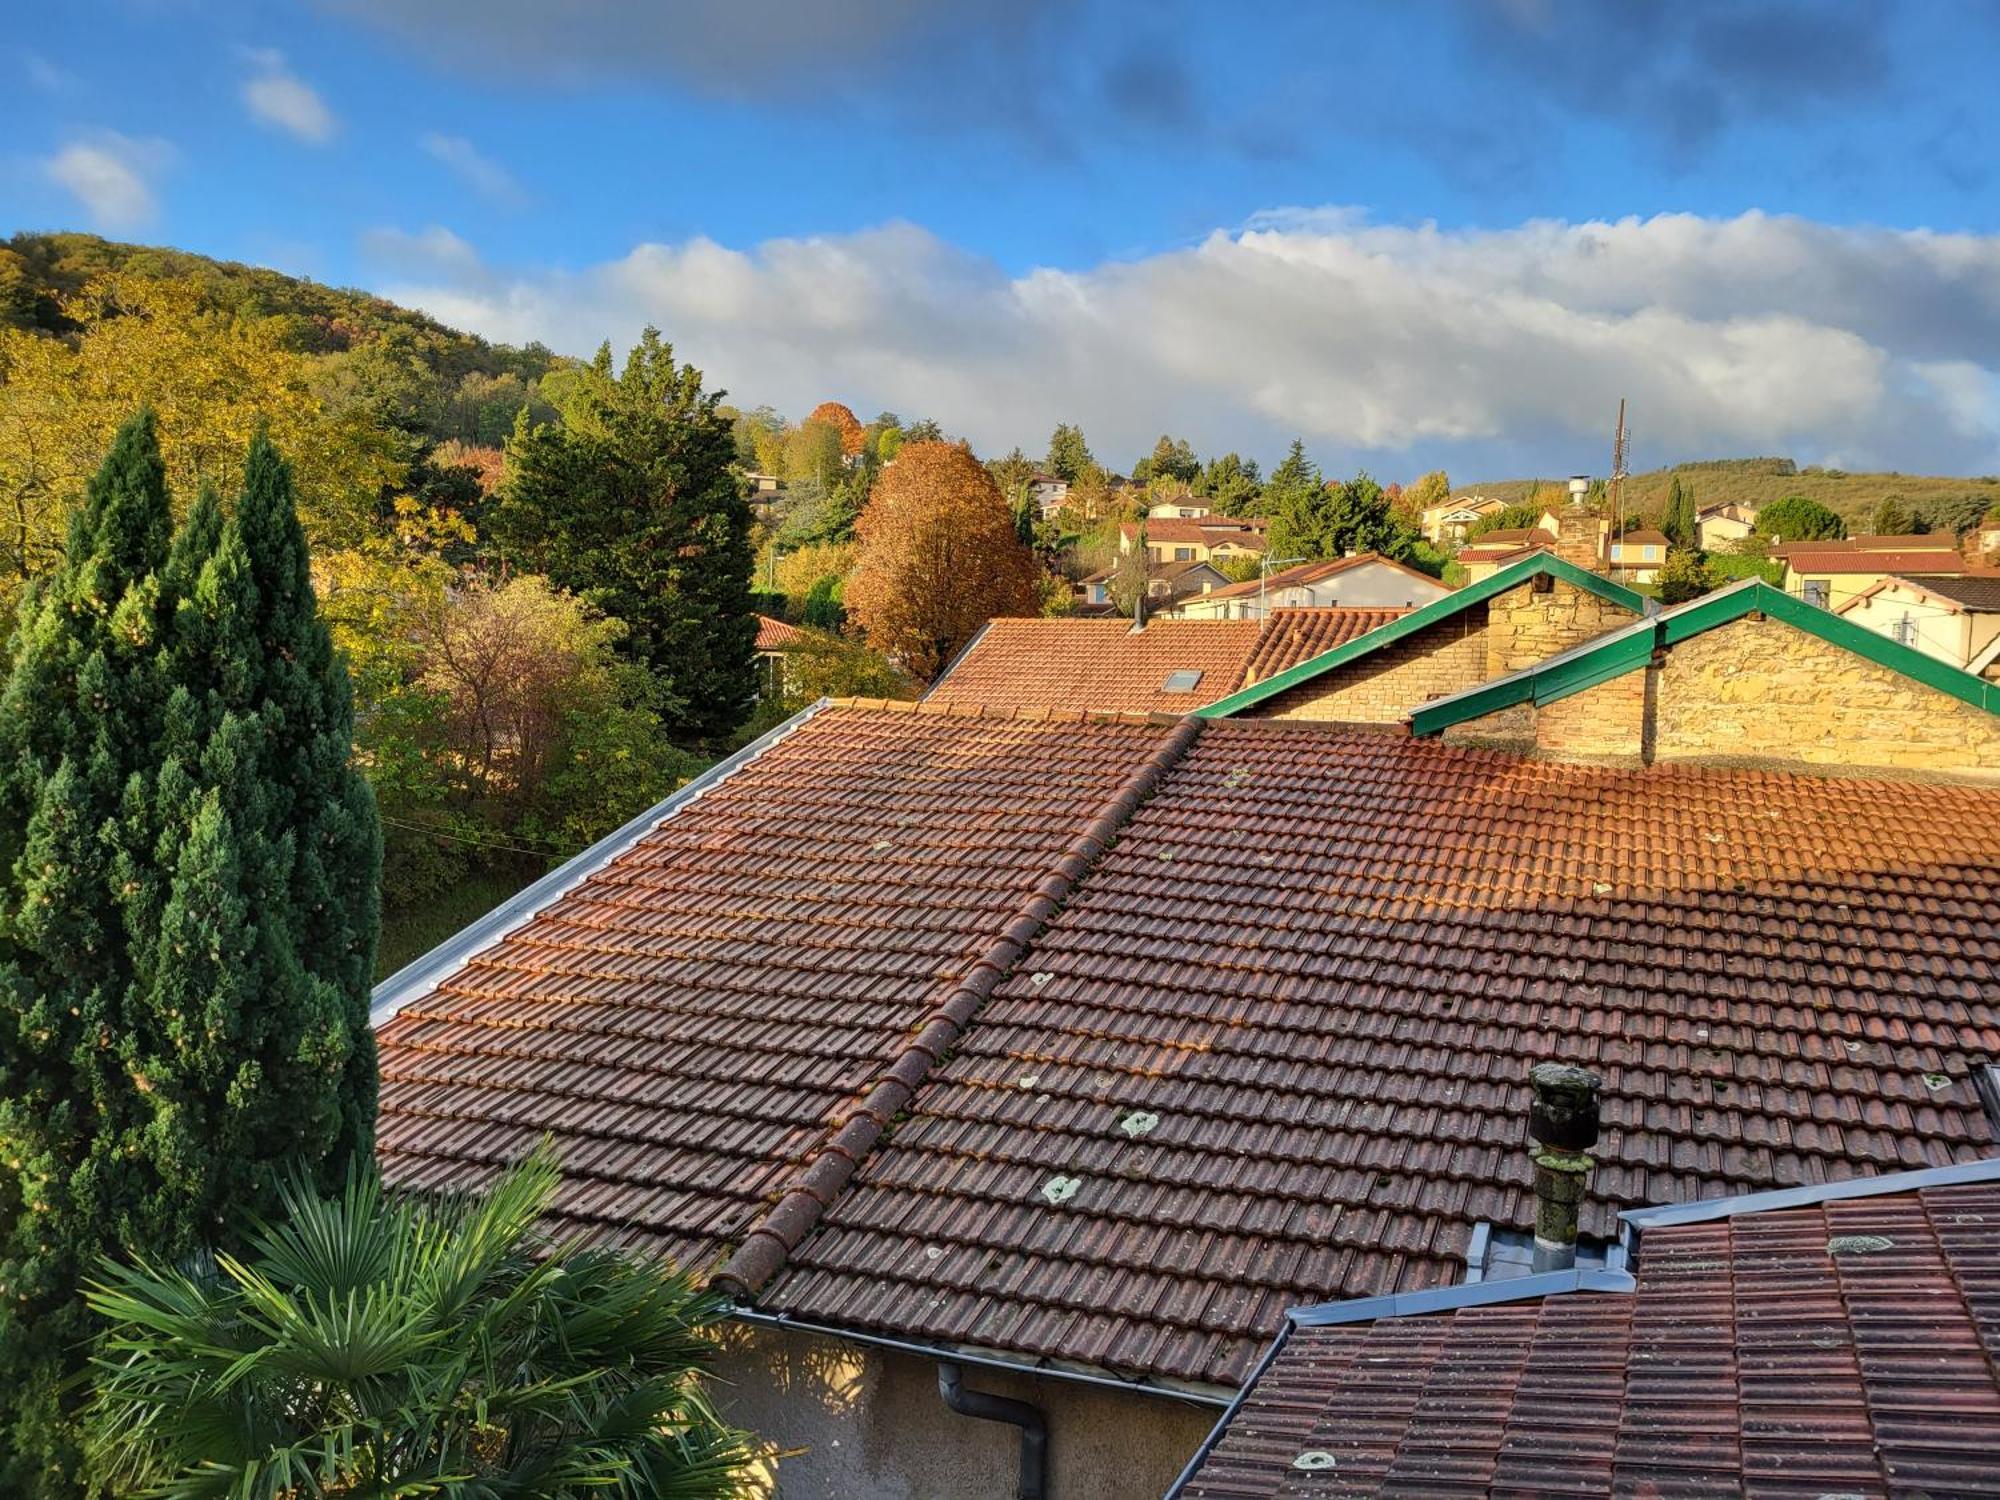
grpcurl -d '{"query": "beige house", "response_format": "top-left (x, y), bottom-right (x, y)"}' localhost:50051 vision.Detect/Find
top-left (1697, 500), bottom-right (1759, 549)
top-left (1118, 517), bottom-right (1267, 567)
top-left (1165, 553), bottom-right (1450, 619)
top-left (1771, 534), bottom-right (1966, 610)
top-left (1145, 495), bottom-right (1213, 521)
top-left (1605, 527), bottom-right (1670, 584)
top-left (1837, 573), bottom-right (2000, 679)
top-left (1420, 494), bottom-right (1508, 544)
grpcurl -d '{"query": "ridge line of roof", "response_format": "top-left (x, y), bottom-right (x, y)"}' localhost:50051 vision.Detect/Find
top-left (1199, 554), bottom-right (1651, 717)
top-left (830, 695), bottom-right (1191, 726)
top-left (918, 620), bottom-right (994, 702)
top-left (368, 697), bottom-right (835, 1030)
top-left (714, 712), bottom-right (1210, 1300)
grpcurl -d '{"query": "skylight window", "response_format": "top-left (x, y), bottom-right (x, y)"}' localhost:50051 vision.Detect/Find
top-left (1161, 670), bottom-right (1204, 693)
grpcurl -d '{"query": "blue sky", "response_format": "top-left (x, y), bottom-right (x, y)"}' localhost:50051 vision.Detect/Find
top-left (10, 1), bottom-right (2000, 481)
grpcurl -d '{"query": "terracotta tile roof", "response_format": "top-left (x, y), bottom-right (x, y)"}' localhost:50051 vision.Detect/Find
top-left (1176, 1171), bottom-right (2000, 1497)
top-left (1195, 554), bottom-right (1443, 605)
top-left (1454, 543), bottom-right (1548, 566)
top-left (759, 720), bottom-right (2000, 1387)
top-left (925, 619), bottom-right (1263, 713)
top-left (374, 703), bottom-right (1185, 1271)
top-left (1127, 519), bottom-right (1271, 549)
top-left (1239, 608), bottom-right (1407, 684)
top-left (1780, 547), bottom-right (1970, 575)
top-left (1469, 527), bottom-right (1555, 548)
top-left (1611, 527), bottom-right (1670, 546)
top-left (754, 614), bottom-right (806, 651)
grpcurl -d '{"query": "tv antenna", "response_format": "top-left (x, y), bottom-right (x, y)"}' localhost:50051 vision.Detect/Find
top-left (1609, 398), bottom-right (1629, 538)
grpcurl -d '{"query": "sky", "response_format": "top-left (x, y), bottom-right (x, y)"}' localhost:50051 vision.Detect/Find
top-left (9, 0), bottom-right (2000, 482)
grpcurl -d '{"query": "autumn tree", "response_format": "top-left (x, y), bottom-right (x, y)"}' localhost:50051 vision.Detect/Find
top-left (848, 441), bottom-right (1040, 681)
top-left (806, 400), bottom-right (866, 458)
top-left (1400, 469), bottom-right (1451, 520)
top-left (497, 329), bottom-right (756, 742)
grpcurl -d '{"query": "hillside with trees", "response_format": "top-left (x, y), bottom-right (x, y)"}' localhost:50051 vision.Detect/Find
top-left (1453, 455), bottom-right (2000, 537)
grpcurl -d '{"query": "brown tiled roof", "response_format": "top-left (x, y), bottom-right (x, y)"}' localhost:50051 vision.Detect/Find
top-left (1470, 527), bottom-right (1555, 547)
top-left (925, 619), bottom-right (1262, 713)
top-left (1780, 547), bottom-right (1970, 575)
top-left (1126, 519), bottom-right (1271, 549)
top-left (374, 703), bottom-right (1185, 1271)
top-left (1611, 527), bottom-right (1670, 546)
top-left (1240, 607), bottom-right (1407, 684)
top-left (1177, 1172), bottom-right (2000, 1497)
top-left (759, 720), bottom-right (2000, 1387)
top-left (754, 614), bottom-right (806, 651)
top-left (1870, 572), bottom-right (2000, 611)
top-left (1194, 554), bottom-right (1443, 605)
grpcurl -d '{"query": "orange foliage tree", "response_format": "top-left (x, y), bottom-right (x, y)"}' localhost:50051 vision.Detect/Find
top-left (848, 441), bottom-right (1042, 681)
top-left (806, 400), bottom-right (866, 458)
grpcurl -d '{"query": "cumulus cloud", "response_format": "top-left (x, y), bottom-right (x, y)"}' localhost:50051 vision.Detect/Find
top-left (371, 210), bottom-right (2000, 476)
top-left (43, 132), bottom-right (173, 230)
top-left (420, 133), bottom-right (526, 206)
top-left (241, 48), bottom-right (337, 144)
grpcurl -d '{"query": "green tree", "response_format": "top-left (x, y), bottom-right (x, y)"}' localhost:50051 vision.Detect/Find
top-left (1754, 495), bottom-right (1847, 542)
top-left (498, 329), bottom-right (756, 742)
top-left (1869, 493), bottom-right (1917, 535)
top-left (1045, 422), bottom-right (1094, 483)
top-left (1662, 476), bottom-right (1699, 552)
top-left (1194, 452), bottom-right (1262, 515)
top-left (801, 574), bottom-right (845, 632)
top-left (0, 418), bottom-right (380, 1495)
top-left (1400, 469), bottom-right (1451, 520)
top-left (1132, 434), bottom-right (1198, 488)
top-left (1656, 548), bottom-right (1715, 605)
top-left (1268, 461), bottom-right (1424, 566)
top-left (85, 1148), bottom-right (753, 1499)
top-left (1467, 503), bottom-right (1546, 539)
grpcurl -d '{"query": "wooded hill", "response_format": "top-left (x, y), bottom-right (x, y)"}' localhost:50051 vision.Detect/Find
top-left (1454, 455), bottom-right (2000, 533)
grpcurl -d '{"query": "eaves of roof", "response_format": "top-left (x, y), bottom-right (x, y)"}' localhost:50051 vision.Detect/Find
top-left (1406, 578), bottom-right (2000, 735)
top-left (369, 697), bottom-right (836, 1028)
top-left (1198, 554), bottom-right (1651, 718)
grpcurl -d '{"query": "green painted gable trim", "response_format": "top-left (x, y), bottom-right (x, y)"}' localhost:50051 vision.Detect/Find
top-left (1407, 579), bottom-right (2000, 736)
top-left (1199, 553), bottom-right (1650, 719)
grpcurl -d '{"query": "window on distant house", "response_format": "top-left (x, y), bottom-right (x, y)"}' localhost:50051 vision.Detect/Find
top-left (1893, 614), bottom-right (1917, 645)
top-left (1643, 544), bottom-right (1657, 561)
top-left (1803, 580), bottom-right (1830, 607)
top-left (1161, 670), bottom-right (1204, 693)
top-left (1174, 546), bottom-right (1194, 561)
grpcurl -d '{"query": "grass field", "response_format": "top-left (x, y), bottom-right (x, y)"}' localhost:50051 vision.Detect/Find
top-left (1454, 457), bottom-right (2000, 532)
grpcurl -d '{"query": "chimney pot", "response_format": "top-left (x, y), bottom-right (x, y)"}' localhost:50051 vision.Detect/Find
top-left (1527, 1061), bottom-right (1601, 1273)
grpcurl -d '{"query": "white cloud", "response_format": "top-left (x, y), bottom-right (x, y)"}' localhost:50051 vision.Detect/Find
top-left (43, 132), bottom-right (174, 230)
top-left (359, 225), bottom-right (484, 278)
top-left (22, 51), bottom-right (79, 94)
top-left (371, 210), bottom-right (2000, 476)
top-left (420, 133), bottom-right (526, 206)
top-left (240, 48), bottom-right (336, 144)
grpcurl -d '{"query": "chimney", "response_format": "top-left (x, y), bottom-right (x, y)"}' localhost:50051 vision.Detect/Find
top-left (1556, 475), bottom-right (1599, 572)
top-left (1526, 1061), bottom-right (1600, 1273)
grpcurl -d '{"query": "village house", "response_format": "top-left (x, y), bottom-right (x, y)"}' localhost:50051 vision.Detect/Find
top-left (1419, 493), bottom-right (1509, 544)
top-left (1695, 497), bottom-right (1759, 548)
top-left (1030, 472), bottom-right (1070, 518)
top-left (1603, 525), bottom-right (1670, 582)
top-left (1770, 531), bottom-right (1966, 609)
top-left (1837, 571), bottom-right (2000, 680)
top-left (753, 613), bottom-right (811, 697)
top-left (1166, 553), bottom-right (1448, 619)
top-left (1119, 517), bottom-right (1268, 568)
top-left (1145, 494), bottom-right (1214, 521)
top-left (370, 678), bottom-right (2000, 1497)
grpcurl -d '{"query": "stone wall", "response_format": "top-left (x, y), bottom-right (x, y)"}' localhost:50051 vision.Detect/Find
top-left (1484, 577), bottom-right (1639, 677)
top-left (1251, 608), bottom-right (1489, 721)
top-left (709, 1322), bottom-right (1217, 1500)
top-left (1652, 616), bottom-right (2000, 777)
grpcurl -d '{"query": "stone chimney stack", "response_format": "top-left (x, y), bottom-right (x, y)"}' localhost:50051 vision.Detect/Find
top-left (1556, 474), bottom-right (1600, 572)
top-left (1526, 1061), bottom-right (1601, 1273)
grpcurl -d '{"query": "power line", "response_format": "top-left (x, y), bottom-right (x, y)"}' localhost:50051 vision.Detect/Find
top-left (377, 813), bottom-right (584, 861)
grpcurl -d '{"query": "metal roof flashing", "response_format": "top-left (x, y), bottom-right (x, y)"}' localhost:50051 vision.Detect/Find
top-left (368, 697), bottom-right (835, 1029)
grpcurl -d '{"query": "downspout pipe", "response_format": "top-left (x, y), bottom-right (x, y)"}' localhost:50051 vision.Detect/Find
top-left (938, 1360), bottom-right (1047, 1500)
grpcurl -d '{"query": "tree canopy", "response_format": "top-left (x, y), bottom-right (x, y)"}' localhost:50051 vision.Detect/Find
top-left (1754, 495), bottom-right (1847, 542)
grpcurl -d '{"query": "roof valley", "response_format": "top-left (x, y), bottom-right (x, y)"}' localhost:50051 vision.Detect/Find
top-left (713, 712), bottom-right (1211, 1298)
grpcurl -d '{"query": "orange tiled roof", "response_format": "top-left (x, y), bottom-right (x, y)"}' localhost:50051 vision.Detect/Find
top-left (1239, 606), bottom-right (1406, 683)
top-left (1778, 548), bottom-right (1969, 575)
top-left (1194, 552), bottom-right (1443, 604)
top-left (754, 614), bottom-right (807, 651)
top-left (1179, 1172), bottom-right (2000, 1497)
top-left (374, 708), bottom-right (2000, 1390)
top-left (924, 618), bottom-right (1262, 713)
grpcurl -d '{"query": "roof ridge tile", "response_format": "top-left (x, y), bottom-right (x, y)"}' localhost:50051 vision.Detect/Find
top-left (713, 713), bottom-right (1209, 1298)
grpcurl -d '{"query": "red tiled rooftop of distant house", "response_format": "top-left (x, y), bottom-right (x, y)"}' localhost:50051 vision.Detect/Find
top-left (1772, 547), bottom-right (1971, 575)
top-left (1125, 519), bottom-right (1271, 549)
top-left (755, 614), bottom-right (807, 651)
top-left (924, 618), bottom-right (1263, 713)
top-left (748, 717), bottom-right (2000, 1387)
top-left (1452, 542), bottom-right (1550, 567)
top-left (373, 703), bottom-right (1187, 1270)
top-left (1466, 527), bottom-right (1555, 548)
top-left (1192, 554), bottom-right (1443, 606)
top-left (1238, 607), bottom-right (1407, 684)
top-left (1174, 1165), bottom-right (2000, 1498)
top-left (373, 706), bottom-right (2000, 1394)
top-left (1770, 533), bottom-right (1963, 558)
top-left (1611, 527), bottom-right (1670, 547)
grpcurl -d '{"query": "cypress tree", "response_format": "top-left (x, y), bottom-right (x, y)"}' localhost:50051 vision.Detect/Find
top-left (0, 412), bottom-right (176, 1495)
top-left (0, 422), bottom-right (380, 1494)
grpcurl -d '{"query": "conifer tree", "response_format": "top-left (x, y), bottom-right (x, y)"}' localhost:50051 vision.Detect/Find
top-left (0, 420), bottom-right (380, 1495)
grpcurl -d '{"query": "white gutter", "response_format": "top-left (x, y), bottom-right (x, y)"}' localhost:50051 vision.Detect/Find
top-left (369, 697), bottom-right (834, 1029)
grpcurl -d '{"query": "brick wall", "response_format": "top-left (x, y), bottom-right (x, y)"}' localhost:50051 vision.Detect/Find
top-left (1252, 609), bottom-right (1489, 722)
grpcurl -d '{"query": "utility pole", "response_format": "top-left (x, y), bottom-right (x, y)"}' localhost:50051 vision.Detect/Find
top-left (1610, 398), bottom-right (1629, 544)
top-left (1258, 555), bottom-right (1305, 620)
